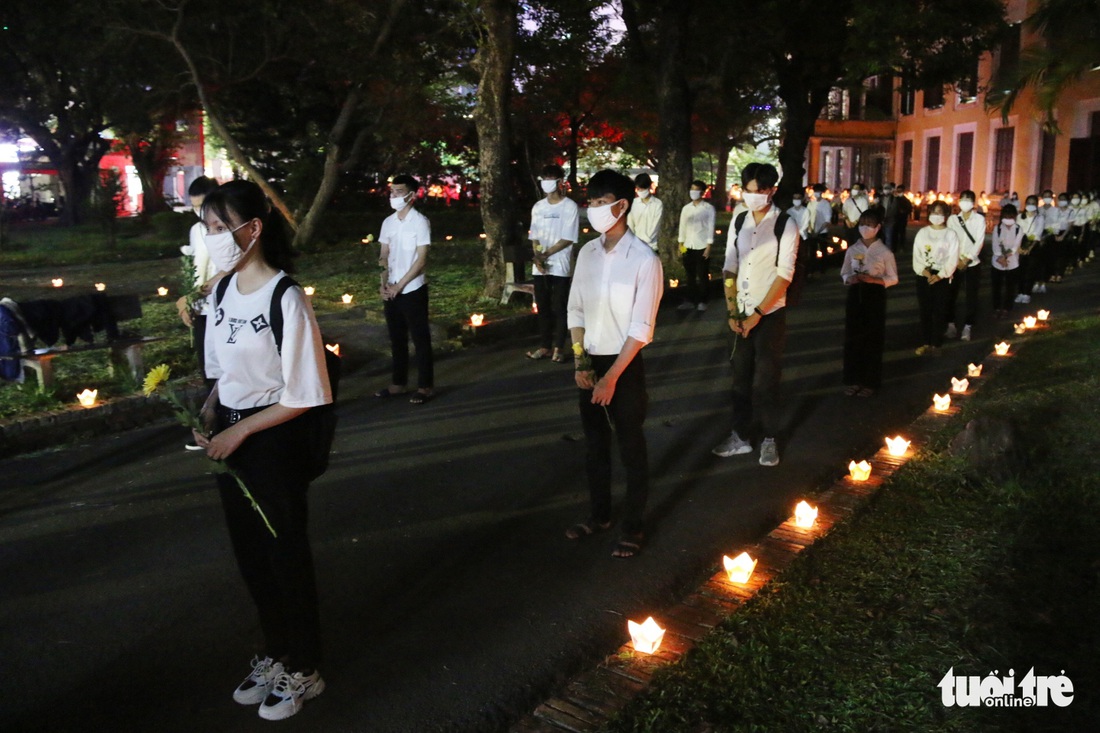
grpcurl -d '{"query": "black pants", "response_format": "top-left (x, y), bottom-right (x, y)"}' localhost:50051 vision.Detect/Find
top-left (1037, 236), bottom-right (1058, 282)
top-left (383, 285), bottom-right (434, 389)
top-left (1017, 251), bottom-right (1036, 295)
top-left (990, 268), bottom-right (1018, 312)
top-left (915, 276), bottom-right (950, 347)
top-left (218, 407), bottom-right (321, 670)
top-left (579, 354), bottom-right (648, 536)
top-left (729, 308), bottom-right (786, 438)
top-left (843, 283), bottom-right (887, 388)
top-left (533, 275), bottom-right (570, 351)
top-left (1069, 225), bottom-right (1086, 264)
top-left (946, 265), bottom-right (980, 328)
top-left (681, 248), bottom-right (710, 304)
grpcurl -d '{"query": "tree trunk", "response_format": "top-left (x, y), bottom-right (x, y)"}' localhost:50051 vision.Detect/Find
top-left (126, 137), bottom-right (172, 216)
top-left (567, 115), bottom-right (581, 192)
top-left (472, 0), bottom-right (518, 300)
top-left (713, 137), bottom-right (731, 212)
top-left (776, 78), bottom-right (830, 205)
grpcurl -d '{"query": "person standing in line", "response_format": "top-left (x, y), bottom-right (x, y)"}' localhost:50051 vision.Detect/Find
top-left (1082, 191), bottom-right (1100, 260)
top-left (375, 174), bottom-right (434, 404)
top-left (839, 209), bottom-right (898, 397)
top-left (1048, 192), bottom-right (1073, 282)
top-left (787, 189), bottom-right (810, 239)
top-left (1015, 195), bottom-right (1044, 304)
top-left (1035, 189), bottom-right (1058, 292)
top-left (526, 164), bottom-right (580, 362)
top-left (627, 172), bottom-right (664, 253)
top-left (712, 163), bottom-right (799, 467)
top-left (945, 190), bottom-right (985, 341)
top-left (990, 204), bottom-right (1023, 318)
top-left (878, 182), bottom-right (899, 251)
top-left (565, 169), bottom-right (663, 558)
top-left (807, 183), bottom-right (833, 274)
top-left (1069, 191), bottom-right (1089, 270)
top-left (842, 182), bottom-right (870, 246)
top-left (893, 185), bottom-right (914, 255)
top-left (676, 180), bottom-right (715, 311)
top-left (912, 200), bottom-right (960, 356)
top-left (193, 180), bottom-right (331, 722)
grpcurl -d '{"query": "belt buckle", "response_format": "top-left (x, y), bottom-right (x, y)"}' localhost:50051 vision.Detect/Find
top-left (227, 409), bottom-right (242, 425)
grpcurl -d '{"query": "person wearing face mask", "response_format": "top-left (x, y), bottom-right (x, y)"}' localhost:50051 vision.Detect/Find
top-left (1069, 191), bottom-right (1089, 269)
top-left (1082, 191), bottom-right (1100, 261)
top-left (526, 164), bottom-right (580, 362)
top-left (878, 182), bottom-right (899, 250)
top-left (786, 189), bottom-right (810, 239)
top-left (912, 200), bottom-right (960, 355)
top-left (565, 170), bottom-right (663, 559)
top-left (1015, 195), bottom-right (1044, 303)
top-left (842, 182), bottom-right (869, 247)
top-left (627, 172), bottom-right (663, 253)
top-left (713, 163), bottom-right (799, 467)
top-left (839, 209), bottom-right (898, 397)
top-left (1035, 189), bottom-right (1061, 288)
top-left (892, 184), bottom-right (913, 255)
top-left (806, 183), bottom-right (833, 274)
top-left (676, 180), bottom-right (716, 311)
top-left (375, 175), bottom-right (434, 403)
top-left (944, 190), bottom-right (985, 341)
top-left (192, 180), bottom-right (332, 722)
top-left (990, 204), bottom-right (1023, 318)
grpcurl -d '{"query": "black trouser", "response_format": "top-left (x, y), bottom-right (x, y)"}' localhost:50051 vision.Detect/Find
top-left (915, 276), bottom-right (950, 347)
top-left (579, 354), bottom-right (648, 536)
top-left (217, 406), bottom-right (321, 671)
top-left (990, 268), bottom-right (1018, 312)
top-left (533, 274), bottom-right (570, 351)
top-left (1070, 225), bottom-right (1086, 264)
top-left (805, 234), bottom-right (827, 274)
top-left (383, 285), bottom-right (434, 389)
top-left (1017, 251), bottom-right (1035, 295)
top-left (843, 283), bottom-right (887, 388)
top-left (1037, 235), bottom-right (1058, 281)
top-left (681, 248), bottom-right (710, 304)
top-left (946, 265), bottom-right (980, 328)
top-left (729, 308), bottom-right (786, 438)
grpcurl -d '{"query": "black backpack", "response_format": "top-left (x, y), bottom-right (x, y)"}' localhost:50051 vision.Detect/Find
top-left (216, 275), bottom-right (341, 480)
top-left (733, 210), bottom-right (806, 307)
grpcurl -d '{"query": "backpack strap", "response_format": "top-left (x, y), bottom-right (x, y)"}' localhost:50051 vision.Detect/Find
top-left (734, 211), bottom-right (791, 267)
top-left (269, 276), bottom-right (298, 355)
top-left (734, 210), bottom-right (748, 236)
top-left (214, 274), bottom-right (232, 308)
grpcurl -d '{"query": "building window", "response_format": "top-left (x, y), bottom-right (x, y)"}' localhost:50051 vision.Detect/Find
top-left (993, 127), bottom-right (1015, 192)
top-left (902, 140), bottom-right (914, 190)
top-left (957, 59), bottom-right (980, 103)
top-left (923, 85), bottom-right (945, 110)
top-left (1039, 130), bottom-right (1056, 192)
top-left (900, 83), bottom-right (915, 116)
top-left (955, 132), bottom-right (974, 191)
top-left (926, 136), bottom-right (941, 191)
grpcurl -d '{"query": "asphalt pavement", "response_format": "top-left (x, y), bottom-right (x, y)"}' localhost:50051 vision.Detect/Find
top-left (3, 252), bottom-right (1096, 733)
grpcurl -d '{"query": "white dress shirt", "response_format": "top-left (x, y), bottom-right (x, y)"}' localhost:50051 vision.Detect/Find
top-left (567, 231), bottom-right (663, 356)
top-left (809, 199), bottom-right (833, 235)
top-left (723, 206), bottom-right (799, 315)
top-left (840, 240), bottom-right (898, 286)
top-left (786, 204), bottom-right (810, 237)
top-left (842, 195), bottom-right (869, 225)
top-left (911, 226), bottom-right (960, 279)
top-left (181, 221), bottom-right (219, 315)
top-left (1019, 212), bottom-right (1045, 243)
top-left (947, 211), bottom-right (985, 267)
top-left (991, 223), bottom-right (1022, 270)
top-left (529, 196), bottom-right (580, 277)
top-left (380, 207), bottom-right (431, 294)
top-left (678, 200), bottom-right (715, 250)
top-left (627, 195), bottom-right (664, 251)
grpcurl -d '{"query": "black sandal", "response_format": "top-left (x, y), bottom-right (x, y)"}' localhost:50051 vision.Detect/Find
top-left (612, 533), bottom-right (644, 558)
top-left (565, 520), bottom-right (612, 540)
top-left (409, 390), bottom-right (434, 405)
top-left (374, 387), bottom-right (406, 398)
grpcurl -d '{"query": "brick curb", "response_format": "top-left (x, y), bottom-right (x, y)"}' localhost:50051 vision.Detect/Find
top-left (509, 332), bottom-right (1033, 732)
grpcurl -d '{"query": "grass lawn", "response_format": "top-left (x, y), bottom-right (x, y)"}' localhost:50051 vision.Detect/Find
top-left (604, 315), bottom-right (1100, 732)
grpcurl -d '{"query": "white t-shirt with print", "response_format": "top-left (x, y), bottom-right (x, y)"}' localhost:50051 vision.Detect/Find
top-left (381, 208), bottom-right (431, 294)
top-left (529, 196), bottom-right (580, 277)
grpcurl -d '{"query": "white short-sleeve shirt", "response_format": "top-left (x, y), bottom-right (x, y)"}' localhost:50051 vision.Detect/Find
top-left (529, 196), bottom-right (580, 277)
top-left (381, 208), bottom-right (431, 294)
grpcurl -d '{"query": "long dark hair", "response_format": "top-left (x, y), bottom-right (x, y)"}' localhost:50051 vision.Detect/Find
top-left (202, 180), bottom-right (297, 273)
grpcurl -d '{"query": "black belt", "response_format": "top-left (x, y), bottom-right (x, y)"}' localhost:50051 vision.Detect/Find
top-left (216, 403), bottom-right (273, 425)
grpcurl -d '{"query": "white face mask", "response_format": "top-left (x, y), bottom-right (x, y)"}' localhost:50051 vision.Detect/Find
top-left (689, 190), bottom-right (702, 201)
top-left (959, 199), bottom-right (974, 212)
top-left (1042, 197), bottom-right (1053, 205)
top-left (883, 188), bottom-right (894, 195)
top-left (588, 200), bottom-right (625, 233)
top-left (792, 198), bottom-right (803, 207)
top-left (851, 189), bottom-right (863, 198)
top-left (204, 220), bottom-right (254, 272)
top-left (1071, 197), bottom-right (1081, 206)
top-left (390, 192), bottom-right (410, 211)
top-left (813, 192), bottom-right (823, 200)
top-left (1058, 200), bottom-right (1069, 208)
top-left (859, 225), bottom-right (879, 240)
top-left (1026, 204), bottom-right (1038, 213)
top-left (1002, 218), bottom-right (1016, 227)
top-left (928, 213), bottom-right (946, 226)
top-left (540, 179), bottom-right (559, 194)
top-left (742, 191), bottom-right (770, 212)
top-left (636, 188), bottom-right (650, 200)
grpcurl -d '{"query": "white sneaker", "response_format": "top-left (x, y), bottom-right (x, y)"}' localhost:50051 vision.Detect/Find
top-left (258, 670), bottom-right (325, 721)
top-left (1021, 294), bottom-right (1031, 304)
top-left (758, 438), bottom-right (780, 467)
top-left (960, 325), bottom-right (971, 341)
top-left (1040, 283), bottom-right (1047, 294)
top-left (696, 302), bottom-right (707, 312)
top-left (1013, 293), bottom-right (1024, 304)
top-left (944, 323), bottom-right (958, 339)
top-left (1032, 282), bottom-right (1041, 294)
top-left (677, 301), bottom-right (695, 311)
top-left (712, 430), bottom-right (752, 457)
top-left (233, 656), bottom-right (284, 705)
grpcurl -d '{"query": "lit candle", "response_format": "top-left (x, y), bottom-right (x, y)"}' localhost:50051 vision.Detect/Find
top-left (885, 435), bottom-right (910, 456)
top-left (470, 313), bottom-right (485, 327)
top-left (1014, 323), bottom-right (1027, 335)
top-left (94, 282), bottom-right (106, 292)
top-left (325, 343), bottom-right (340, 356)
top-left (627, 617), bottom-right (666, 655)
top-left (932, 393), bottom-right (951, 411)
top-left (967, 363), bottom-right (983, 377)
top-left (950, 377), bottom-right (969, 393)
top-left (1023, 315), bottom-right (1037, 329)
top-left (52, 278), bottom-right (64, 288)
top-left (794, 500), bottom-right (818, 529)
top-left (848, 460), bottom-right (871, 481)
top-left (303, 286), bottom-right (315, 296)
top-left (157, 287), bottom-right (169, 296)
top-left (342, 293), bottom-right (354, 304)
top-left (668, 279), bottom-right (679, 288)
top-left (1037, 309), bottom-right (1050, 321)
top-left (722, 552), bottom-right (757, 583)
top-left (76, 388), bottom-right (97, 408)
top-left (994, 342), bottom-right (1010, 356)
top-left (445, 235), bottom-right (454, 241)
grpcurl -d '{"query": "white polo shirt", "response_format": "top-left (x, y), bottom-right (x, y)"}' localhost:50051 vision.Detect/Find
top-left (529, 196), bottom-right (580, 277)
top-left (723, 207), bottom-right (799, 315)
top-left (380, 207), bottom-right (431, 294)
top-left (627, 195), bottom-right (664, 251)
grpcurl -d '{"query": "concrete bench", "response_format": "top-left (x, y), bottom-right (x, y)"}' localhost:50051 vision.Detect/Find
top-left (500, 262), bottom-right (536, 305)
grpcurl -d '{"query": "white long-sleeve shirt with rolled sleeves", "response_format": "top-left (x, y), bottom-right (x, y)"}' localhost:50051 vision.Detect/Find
top-left (911, 227), bottom-right (960, 279)
top-left (677, 200), bottom-right (715, 250)
top-left (947, 212), bottom-right (985, 268)
top-left (808, 199), bottom-right (833, 235)
top-left (1019, 212), bottom-right (1045, 243)
top-left (723, 207), bottom-right (799, 315)
top-left (627, 195), bottom-right (664, 251)
top-left (566, 232), bottom-right (663, 356)
top-left (786, 204), bottom-right (810, 237)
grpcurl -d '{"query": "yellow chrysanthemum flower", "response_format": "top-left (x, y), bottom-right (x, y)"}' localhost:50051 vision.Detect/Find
top-left (724, 278), bottom-right (734, 289)
top-left (572, 342), bottom-right (584, 356)
top-left (142, 364), bottom-right (171, 396)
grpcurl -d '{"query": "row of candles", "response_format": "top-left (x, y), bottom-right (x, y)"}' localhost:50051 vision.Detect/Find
top-left (628, 313), bottom-right (1050, 654)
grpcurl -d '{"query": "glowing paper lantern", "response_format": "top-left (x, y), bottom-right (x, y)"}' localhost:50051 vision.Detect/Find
top-left (848, 460), bottom-right (871, 481)
top-left (1037, 309), bottom-right (1050, 321)
top-left (668, 279), bottom-right (680, 288)
top-left (932, 393), bottom-right (951, 411)
top-left (445, 235), bottom-right (454, 241)
top-left (52, 278), bottom-right (64, 288)
top-left (627, 617), bottom-right (665, 655)
top-left (950, 377), bottom-right (969, 393)
top-left (967, 363), bottom-right (983, 378)
top-left (341, 294), bottom-right (354, 304)
top-left (1014, 323), bottom-right (1027, 335)
top-left (303, 286), bottom-right (316, 296)
top-left (94, 282), bottom-right (106, 292)
top-left (76, 389), bottom-right (98, 408)
top-left (1023, 315), bottom-right (1037, 329)
top-left (994, 342), bottom-right (1010, 356)
top-left (325, 343), bottom-right (340, 357)
top-left (815, 250), bottom-right (824, 259)
top-left (470, 313), bottom-right (485, 327)
top-left (794, 500), bottom-right (818, 529)
top-left (886, 436), bottom-right (910, 456)
top-left (723, 552), bottom-right (757, 583)
top-left (479, 233), bottom-right (487, 239)
top-left (157, 287), bottom-right (169, 296)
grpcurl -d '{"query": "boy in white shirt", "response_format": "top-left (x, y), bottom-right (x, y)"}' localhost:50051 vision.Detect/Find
top-left (945, 190), bottom-right (985, 341)
top-left (676, 180), bottom-right (715, 311)
top-left (527, 164), bottom-right (580, 362)
top-left (626, 172), bottom-right (663, 253)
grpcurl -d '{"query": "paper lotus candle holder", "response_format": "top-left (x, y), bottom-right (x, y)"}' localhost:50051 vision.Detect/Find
top-left (668, 279), bottom-right (680, 288)
top-left (885, 435), bottom-right (910, 456)
top-left (469, 313), bottom-right (485, 327)
top-left (950, 377), bottom-right (969, 393)
top-left (303, 286), bottom-right (316, 296)
top-left (1037, 309), bottom-right (1050, 321)
top-left (932, 393), bottom-right (951, 412)
top-left (815, 250), bottom-right (824, 259)
top-left (723, 552), bottom-right (757, 584)
top-left (848, 460), bottom-right (872, 481)
top-left (479, 233), bottom-right (488, 239)
top-left (627, 616), bottom-right (665, 655)
top-left (1023, 315), bottom-right (1037, 329)
top-left (1014, 323), bottom-right (1027, 335)
top-left (967, 363), bottom-right (983, 378)
top-left (325, 343), bottom-right (340, 357)
top-left (794, 500), bottom-right (818, 529)
top-left (715, 228), bottom-right (723, 235)
top-left (840, 241), bottom-right (848, 250)
top-left (52, 278), bottom-right (64, 288)
top-left (76, 388), bottom-right (98, 408)
top-left (157, 287), bottom-right (169, 296)
top-left (94, 282), bottom-right (106, 292)
top-left (826, 246), bottom-right (835, 255)
top-left (445, 235), bottom-right (454, 241)
top-left (341, 293), bottom-right (354, 304)
top-left (360, 234), bottom-right (374, 244)
top-left (994, 342), bottom-right (1010, 356)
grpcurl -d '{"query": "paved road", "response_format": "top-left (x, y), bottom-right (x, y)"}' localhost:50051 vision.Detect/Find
top-left (3, 256), bottom-right (1096, 733)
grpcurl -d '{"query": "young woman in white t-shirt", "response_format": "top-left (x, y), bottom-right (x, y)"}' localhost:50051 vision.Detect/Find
top-left (193, 180), bottom-right (332, 722)
top-left (991, 204), bottom-right (1024, 317)
top-left (911, 200), bottom-right (960, 355)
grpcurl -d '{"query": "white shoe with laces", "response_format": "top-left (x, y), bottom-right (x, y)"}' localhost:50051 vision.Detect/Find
top-left (960, 325), bottom-right (971, 341)
top-left (712, 430), bottom-right (753, 457)
top-left (233, 656), bottom-right (284, 706)
top-left (944, 323), bottom-right (958, 339)
top-left (258, 669), bottom-right (325, 721)
top-left (758, 438), bottom-right (780, 467)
